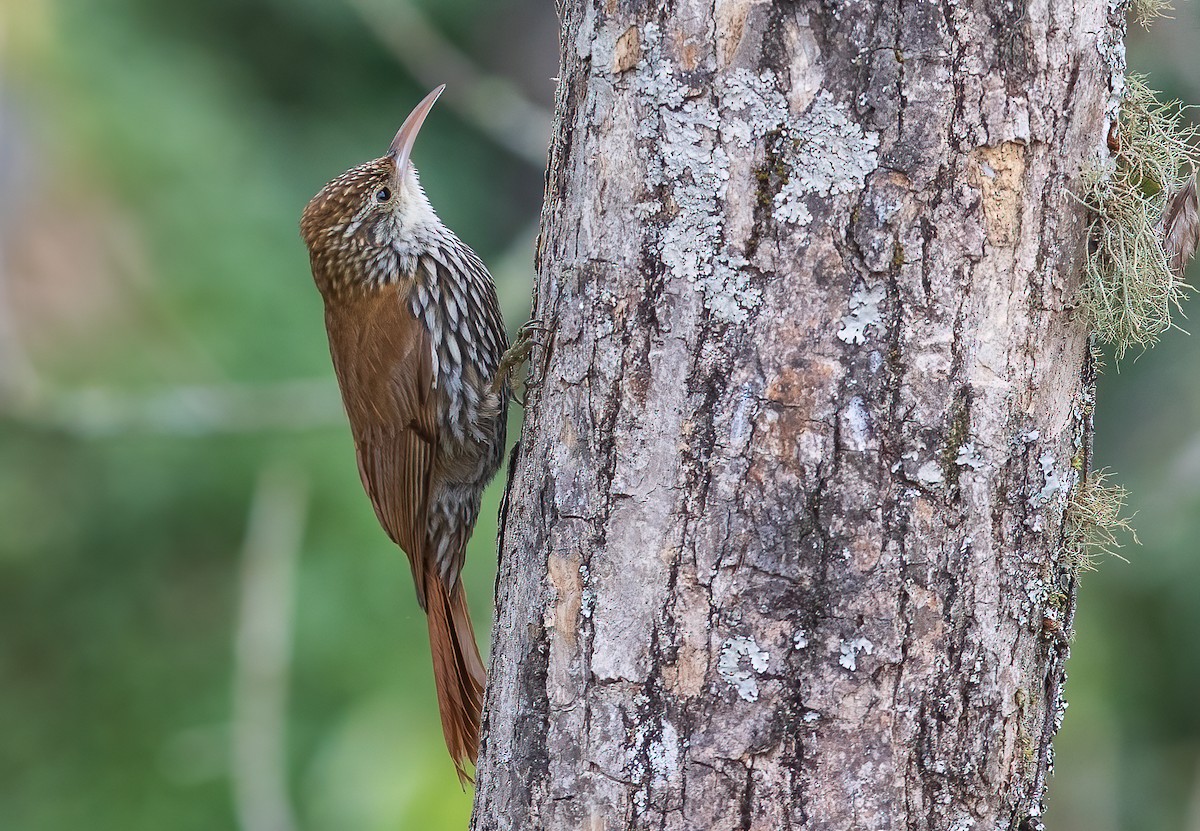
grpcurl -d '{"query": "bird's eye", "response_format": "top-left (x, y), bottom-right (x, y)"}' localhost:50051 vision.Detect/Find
top-left (375, 187), bottom-right (391, 202)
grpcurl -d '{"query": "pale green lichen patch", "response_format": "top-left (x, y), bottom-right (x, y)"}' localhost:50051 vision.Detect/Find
top-left (629, 27), bottom-right (878, 323)
top-left (717, 636), bottom-right (770, 702)
top-left (1062, 470), bottom-right (1138, 573)
top-left (635, 28), bottom-right (763, 323)
top-left (774, 93), bottom-right (880, 226)
top-left (836, 284), bottom-right (885, 344)
top-left (1080, 76), bottom-right (1200, 358)
top-left (716, 68), bottom-right (879, 229)
top-left (837, 637), bottom-right (874, 671)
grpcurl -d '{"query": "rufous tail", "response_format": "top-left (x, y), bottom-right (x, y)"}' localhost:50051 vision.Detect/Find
top-left (425, 578), bottom-right (486, 785)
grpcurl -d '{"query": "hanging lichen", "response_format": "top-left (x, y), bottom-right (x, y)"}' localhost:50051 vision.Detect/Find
top-left (1130, 0), bottom-right (1173, 29)
top-left (1062, 470), bottom-right (1138, 573)
top-left (1079, 76), bottom-right (1200, 359)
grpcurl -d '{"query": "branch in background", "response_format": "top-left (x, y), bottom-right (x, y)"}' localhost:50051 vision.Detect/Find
top-left (2, 378), bottom-right (346, 436)
top-left (344, 0), bottom-right (551, 168)
top-left (0, 224), bottom-right (536, 438)
top-left (232, 465), bottom-right (308, 831)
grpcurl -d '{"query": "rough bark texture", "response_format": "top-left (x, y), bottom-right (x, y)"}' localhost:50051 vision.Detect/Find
top-left (473, 1), bottom-right (1125, 828)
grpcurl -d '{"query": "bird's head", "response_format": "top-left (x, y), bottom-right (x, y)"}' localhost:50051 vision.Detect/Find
top-left (301, 85), bottom-right (446, 293)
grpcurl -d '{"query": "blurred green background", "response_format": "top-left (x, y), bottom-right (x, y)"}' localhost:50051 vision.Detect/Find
top-left (0, 2), bottom-right (1196, 829)
top-left (0, 1), bottom-right (552, 829)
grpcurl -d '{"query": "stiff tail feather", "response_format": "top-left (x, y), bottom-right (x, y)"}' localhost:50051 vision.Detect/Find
top-left (425, 578), bottom-right (486, 785)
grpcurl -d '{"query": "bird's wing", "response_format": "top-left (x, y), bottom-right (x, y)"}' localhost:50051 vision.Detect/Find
top-left (324, 289), bottom-right (439, 604)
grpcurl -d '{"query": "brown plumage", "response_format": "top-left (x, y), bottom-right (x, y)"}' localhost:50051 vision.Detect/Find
top-left (299, 86), bottom-right (510, 784)
top-left (1161, 174), bottom-right (1200, 278)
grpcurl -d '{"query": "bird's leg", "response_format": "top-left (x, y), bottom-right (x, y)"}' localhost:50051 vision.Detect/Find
top-left (489, 319), bottom-right (547, 402)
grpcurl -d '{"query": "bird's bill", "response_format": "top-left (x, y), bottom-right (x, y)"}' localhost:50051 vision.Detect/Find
top-left (388, 84), bottom-right (446, 176)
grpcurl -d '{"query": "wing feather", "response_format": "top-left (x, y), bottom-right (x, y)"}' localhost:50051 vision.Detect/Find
top-left (325, 289), bottom-right (438, 606)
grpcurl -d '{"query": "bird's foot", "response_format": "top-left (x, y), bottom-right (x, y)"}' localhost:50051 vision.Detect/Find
top-left (490, 319), bottom-right (548, 404)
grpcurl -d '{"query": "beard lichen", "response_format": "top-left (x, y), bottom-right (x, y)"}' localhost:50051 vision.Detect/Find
top-left (1079, 75), bottom-right (1200, 359)
top-left (1131, 0), bottom-right (1173, 29)
top-left (1062, 470), bottom-right (1138, 573)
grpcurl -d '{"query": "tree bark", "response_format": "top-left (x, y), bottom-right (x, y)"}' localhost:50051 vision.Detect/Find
top-left (474, 1), bottom-right (1125, 828)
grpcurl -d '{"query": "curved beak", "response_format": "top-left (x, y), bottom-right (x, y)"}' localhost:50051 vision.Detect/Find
top-left (388, 84), bottom-right (445, 175)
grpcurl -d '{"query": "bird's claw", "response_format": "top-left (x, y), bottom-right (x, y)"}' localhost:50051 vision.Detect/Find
top-left (490, 318), bottom-right (548, 404)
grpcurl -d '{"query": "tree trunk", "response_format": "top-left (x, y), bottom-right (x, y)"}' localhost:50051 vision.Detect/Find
top-left (474, 1), bottom-right (1124, 828)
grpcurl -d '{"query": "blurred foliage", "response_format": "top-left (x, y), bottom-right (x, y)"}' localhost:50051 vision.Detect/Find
top-left (0, 0), bottom-right (550, 829)
top-left (2, 2), bottom-right (1200, 831)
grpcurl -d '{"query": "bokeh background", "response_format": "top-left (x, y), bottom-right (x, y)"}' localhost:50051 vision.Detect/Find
top-left (0, 2), bottom-right (1196, 829)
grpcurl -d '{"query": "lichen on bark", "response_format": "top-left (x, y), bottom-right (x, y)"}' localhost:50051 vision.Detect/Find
top-left (473, 1), bottom-right (1125, 828)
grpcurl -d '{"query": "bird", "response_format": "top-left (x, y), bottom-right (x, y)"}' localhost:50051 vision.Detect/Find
top-left (299, 85), bottom-right (527, 784)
